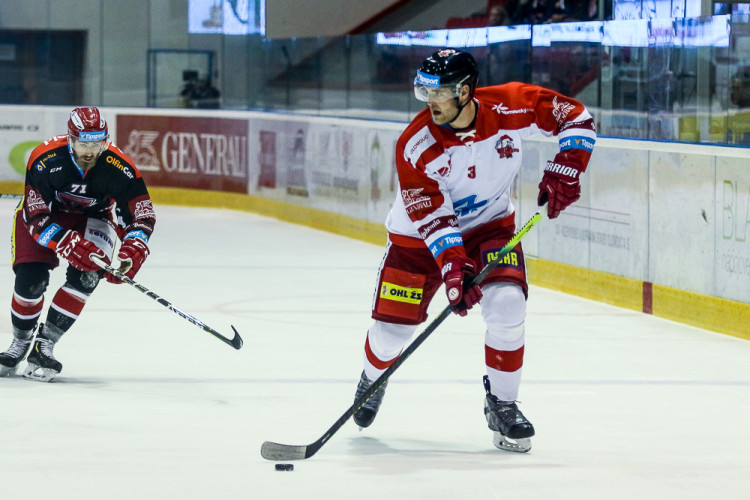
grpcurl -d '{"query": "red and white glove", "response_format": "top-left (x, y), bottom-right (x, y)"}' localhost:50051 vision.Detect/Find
top-left (537, 159), bottom-right (585, 219)
top-left (105, 238), bottom-right (149, 284)
top-left (442, 256), bottom-right (483, 317)
top-left (55, 230), bottom-right (108, 272)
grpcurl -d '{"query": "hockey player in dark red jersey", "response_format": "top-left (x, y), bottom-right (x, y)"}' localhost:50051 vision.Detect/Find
top-left (351, 49), bottom-right (596, 452)
top-left (0, 107), bottom-right (156, 382)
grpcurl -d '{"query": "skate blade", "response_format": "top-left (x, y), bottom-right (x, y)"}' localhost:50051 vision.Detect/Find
top-left (22, 363), bottom-right (59, 382)
top-left (0, 364), bottom-right (21, 377)
top-left (492, 432), bottom-right (532, 453)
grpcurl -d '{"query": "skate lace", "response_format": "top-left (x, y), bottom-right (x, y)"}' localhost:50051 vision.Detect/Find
top-left (489, 397), bottom-right (522, 422)
top-left (37, 338), bottom-right (56, 358)
top-left (356, 374), bottom-right (386, 410)
top-left (6, 338), bottom-right (32, 357)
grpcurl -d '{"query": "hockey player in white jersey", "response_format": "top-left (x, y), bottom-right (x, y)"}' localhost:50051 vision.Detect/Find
top-left (351, 49), bottom-right (596, 452)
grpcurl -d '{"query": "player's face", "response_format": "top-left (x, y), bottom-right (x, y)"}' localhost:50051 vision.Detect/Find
top-left (426, 85), bottom-right (470, 126)
top-left (70, 137), bottom-right (107, 170)
top-left (427, 96), bottom-right (461, 125)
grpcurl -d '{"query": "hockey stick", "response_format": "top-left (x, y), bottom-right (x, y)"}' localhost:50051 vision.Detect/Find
top-left (260, 206), bottom-right (546, 461)
top-left (92, 256), bottom-right (243, 350)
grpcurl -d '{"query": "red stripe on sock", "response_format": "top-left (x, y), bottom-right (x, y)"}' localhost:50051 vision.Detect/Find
top-left (12, 294), bottom-right (44, 318)
top-left (364, 335), bottom-right (398, 370)
top-left (51, 288), bottom-right (87, 317)
top-left (485, 344), bottom-right (524, 372)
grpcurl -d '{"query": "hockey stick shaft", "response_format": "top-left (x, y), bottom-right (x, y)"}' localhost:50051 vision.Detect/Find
top-left (261, 207), bottom-right (545, 461)
top-left (93, 256), bottom-right (243, 350)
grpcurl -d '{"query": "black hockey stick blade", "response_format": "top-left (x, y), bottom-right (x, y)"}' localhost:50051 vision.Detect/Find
top-left (261, 442), bottom-right (313, 461)
top-left (260, 207), bottom-right (545, 461)
top-left (93, 256), bottom-right (243, 350)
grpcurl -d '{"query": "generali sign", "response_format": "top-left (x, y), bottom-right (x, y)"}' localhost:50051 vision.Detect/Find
top-left (116, 115), bottom-right (249, 193)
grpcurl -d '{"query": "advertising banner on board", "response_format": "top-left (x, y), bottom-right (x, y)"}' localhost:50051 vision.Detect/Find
top-left (116, 114), bottom-right (249, 193)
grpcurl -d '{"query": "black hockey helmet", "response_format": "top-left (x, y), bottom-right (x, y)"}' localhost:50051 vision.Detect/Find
top-left (414, 49), bottom-right (479, 102)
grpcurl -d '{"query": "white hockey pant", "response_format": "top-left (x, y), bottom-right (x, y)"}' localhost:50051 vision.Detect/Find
top-left (363, 282), bottom-right (526, 399)
top-left (362, 321), bottom-right (417, 382)
top-left (482, 282), bottom-right (526, 402)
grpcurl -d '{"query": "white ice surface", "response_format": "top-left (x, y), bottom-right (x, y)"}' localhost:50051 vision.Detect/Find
top-left (1, 200), bottom-right (748, 499)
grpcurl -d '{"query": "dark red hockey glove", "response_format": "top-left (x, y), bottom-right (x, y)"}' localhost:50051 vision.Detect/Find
top-left (105, 238), bottom-right (149, 284)
top-left (537, 159), bottom-right (585, 219)
top-left (55, 230), bottom-right (108, 272)
top-left (442, 256), bottom-right (483, 317)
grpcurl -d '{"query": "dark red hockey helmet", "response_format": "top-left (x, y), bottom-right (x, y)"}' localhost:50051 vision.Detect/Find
top-left (67, 107), bottom-right (109, 142)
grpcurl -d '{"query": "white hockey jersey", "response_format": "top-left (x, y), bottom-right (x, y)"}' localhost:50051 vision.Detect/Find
top-left (386, 82), bottom-right (596, 266)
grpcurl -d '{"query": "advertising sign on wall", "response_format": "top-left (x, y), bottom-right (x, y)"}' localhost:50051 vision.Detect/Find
top-left (0, 108), bottom-right (66, 182)
top-left (116, 115), bottom-right (249, 193)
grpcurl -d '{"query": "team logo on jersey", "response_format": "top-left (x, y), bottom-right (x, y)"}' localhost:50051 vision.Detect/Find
top-left (495, 135), bottom-right (519, 159)
top-left (26, 189), bottom-right (48, 213)
top-left (133, 199), bottom-right (155, 220)
top-left (56, 191), bottom-right (97, 209)
top-left (552, 96), bottom-right (575, 125)
top-left (402, 188), bottom-right (431, 214)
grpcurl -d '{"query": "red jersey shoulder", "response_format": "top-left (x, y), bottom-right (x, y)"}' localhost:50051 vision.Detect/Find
top-left (27, 135), bottom-right (68, 170)
top-left (475, 83), bottom-right (541, 109)
top-left (100, 143), bottom-right (143, 179)
top-left (400, 109), bottom-right (433, 143)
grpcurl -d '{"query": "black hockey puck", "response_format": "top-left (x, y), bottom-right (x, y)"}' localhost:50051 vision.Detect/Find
top-left (275, 463), bottom-right (294, 471)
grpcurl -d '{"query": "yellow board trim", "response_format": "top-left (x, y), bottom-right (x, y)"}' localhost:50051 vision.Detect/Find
top-left (527, 259), bottom-right (749, 341)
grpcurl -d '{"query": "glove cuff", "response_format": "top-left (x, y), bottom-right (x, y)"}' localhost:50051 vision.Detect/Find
top-left (435, 245), bottom-right (468, 271)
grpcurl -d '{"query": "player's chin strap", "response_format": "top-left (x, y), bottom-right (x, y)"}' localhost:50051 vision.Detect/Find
top-left (260, 205), bottom-right (547, 462)
top-left (446, 96), bottom-right (476, 127)
top-left (91, 255), bottom-right (243, 350)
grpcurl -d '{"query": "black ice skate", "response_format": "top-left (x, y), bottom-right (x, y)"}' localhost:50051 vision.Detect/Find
top-left (353, 371), bottom-right (388, 429)
top-left (0, 327), bottom-right (37, 377)
top-left (483, 375), bottom-right (534, 453)
top-left (23, 326), bottom-right (62, 382)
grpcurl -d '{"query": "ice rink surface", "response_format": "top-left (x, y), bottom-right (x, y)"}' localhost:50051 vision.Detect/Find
top-left (1, 200), bottom-right (748, 499)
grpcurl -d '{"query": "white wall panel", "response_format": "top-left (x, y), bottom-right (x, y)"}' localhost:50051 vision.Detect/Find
top-left (648, 151), bottom-right (715, 294)
top-left (715, 157), bottom-right (750, 302)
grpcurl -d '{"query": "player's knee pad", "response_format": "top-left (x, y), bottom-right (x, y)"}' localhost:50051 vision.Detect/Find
top-left (13, 262), bottom-right (51, 299)
top-left (366, 320), bottom-right (416, 361)
top-left (65, 267), bottom-right (102, 294)
top-left (481, 282), bottom-right (526, 347)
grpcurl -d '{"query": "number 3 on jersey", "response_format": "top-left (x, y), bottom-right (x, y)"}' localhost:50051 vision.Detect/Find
top-left (468, 166), bottom-right (476, 179)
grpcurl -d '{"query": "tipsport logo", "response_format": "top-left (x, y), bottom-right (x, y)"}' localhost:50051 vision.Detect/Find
top-left (415, 71), bottom-right (440, 87)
